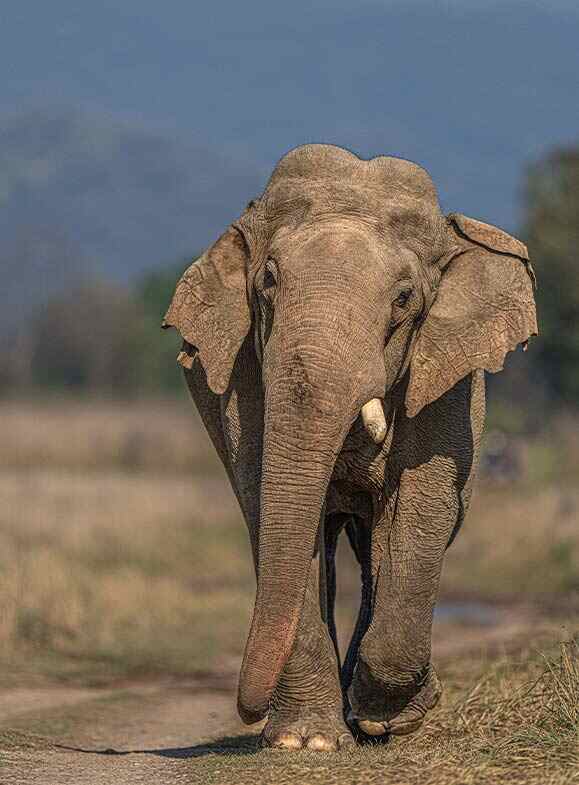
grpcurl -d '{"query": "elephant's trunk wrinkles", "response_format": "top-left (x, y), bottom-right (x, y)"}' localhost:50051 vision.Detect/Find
top-left (361, 398), bottom-right (387, 443)
top-left (237, 359), bottom-right (367, 723)
top-left (237, 395), bottom-right (352, 723)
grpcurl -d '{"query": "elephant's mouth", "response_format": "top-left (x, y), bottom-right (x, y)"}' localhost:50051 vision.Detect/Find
top-left (361, 398), bottom-right (387, 443)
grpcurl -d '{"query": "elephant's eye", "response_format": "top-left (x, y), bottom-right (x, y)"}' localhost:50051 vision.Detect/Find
top-left (263, 268), bottom-right (276, 291)
top-left (393, 287), bottom-right (413, 308)
top-left (263, 258), bottom-right (278, 290)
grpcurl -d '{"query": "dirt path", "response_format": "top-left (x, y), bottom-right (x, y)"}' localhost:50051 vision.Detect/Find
top-left (1, 679), bottom-right (254, 784)
top-left (0, 606), bottom-right (551, 785)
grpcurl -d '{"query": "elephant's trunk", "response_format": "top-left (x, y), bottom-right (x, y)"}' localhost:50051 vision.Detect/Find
top-left (237, 272), bottom-right (386, 724)
top-left (237, 361), bottom-right (357, 724)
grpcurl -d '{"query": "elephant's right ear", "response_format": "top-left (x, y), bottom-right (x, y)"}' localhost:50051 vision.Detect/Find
top-left (162, 224), bottom-right (251, 395)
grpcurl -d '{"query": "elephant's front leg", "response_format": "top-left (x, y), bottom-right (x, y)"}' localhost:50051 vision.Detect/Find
top-left (262, 540), bottom-right (353, 751)
top-left (348, 472), bottom-right (447, 737)
top-left (349, 374), bottom-right (484, 737)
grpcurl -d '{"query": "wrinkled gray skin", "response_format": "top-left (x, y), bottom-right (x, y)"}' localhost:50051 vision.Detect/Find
top-left (163, 145), bottom-right (537, 750)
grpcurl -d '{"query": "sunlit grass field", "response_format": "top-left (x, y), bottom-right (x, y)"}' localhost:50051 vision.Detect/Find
top-left (0, 396), bottom-right (577, 681)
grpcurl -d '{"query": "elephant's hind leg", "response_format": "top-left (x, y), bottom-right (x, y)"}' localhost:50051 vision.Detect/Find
top-left (341, 516), bottom-right (373, 699)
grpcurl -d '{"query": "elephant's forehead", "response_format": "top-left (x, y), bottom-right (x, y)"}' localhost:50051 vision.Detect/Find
top-left (262, 178), bottom-right (383, 221)
top-left (261, 178), bottom-right (443, 249)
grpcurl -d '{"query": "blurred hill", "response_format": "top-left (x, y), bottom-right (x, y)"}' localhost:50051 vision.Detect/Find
top-left (0, 106), bottom-right (262, 302)
top-left (0, 2), bottom-right (578, 318)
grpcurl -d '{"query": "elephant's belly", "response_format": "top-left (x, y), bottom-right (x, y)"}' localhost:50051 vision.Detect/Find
top-left (325, 480), bottom-right (374, 518)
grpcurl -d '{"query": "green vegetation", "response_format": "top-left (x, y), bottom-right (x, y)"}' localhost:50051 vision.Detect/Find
top-left (0, 260), bottom-right (191, 396)
top-left (523, 147), bottom-right (579, 405)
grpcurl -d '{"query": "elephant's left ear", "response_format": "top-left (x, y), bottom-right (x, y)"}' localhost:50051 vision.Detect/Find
top-left (405, 213), bottom-right (538, 417)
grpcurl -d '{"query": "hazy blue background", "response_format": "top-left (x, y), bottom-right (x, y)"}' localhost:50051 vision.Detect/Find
top-left (1, 0), bottom-right (578, 306)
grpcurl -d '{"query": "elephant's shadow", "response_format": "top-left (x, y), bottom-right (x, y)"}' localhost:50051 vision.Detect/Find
top-left (55, 726), bottom-right (390, 758)
top-left (56, 733), bottom-right (260, 759)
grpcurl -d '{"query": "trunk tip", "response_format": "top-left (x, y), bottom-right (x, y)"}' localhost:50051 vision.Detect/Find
top-left (237, 684), bottom-right (270, 725)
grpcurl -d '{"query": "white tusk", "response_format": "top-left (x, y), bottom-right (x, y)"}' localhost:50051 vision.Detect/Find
top-left (361, 398), bottom-right (387, 444)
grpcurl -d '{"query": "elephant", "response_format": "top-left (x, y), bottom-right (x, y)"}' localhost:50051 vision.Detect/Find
top-left (162, 144), bottom-right (537, 751)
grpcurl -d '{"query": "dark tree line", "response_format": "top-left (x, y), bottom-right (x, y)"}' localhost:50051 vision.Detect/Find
top-left (0, 262), bottom-right (189, 395)
top-left (522, 147), bottom-right (579, 405)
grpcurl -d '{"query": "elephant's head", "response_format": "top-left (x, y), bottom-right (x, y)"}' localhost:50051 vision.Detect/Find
top-left (163, 144), bottom-right (537, 723)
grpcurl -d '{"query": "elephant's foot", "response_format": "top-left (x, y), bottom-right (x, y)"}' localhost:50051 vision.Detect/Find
top-left (261, 707), bottom-right (354, 751)
top-left (260, 624), bottom-right (351, 751)
top-left (348, 660), bottom-right (442, 737)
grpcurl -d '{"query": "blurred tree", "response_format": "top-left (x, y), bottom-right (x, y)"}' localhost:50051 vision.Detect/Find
top-left (0, 258), bottom-right (194, 397)
top-left (522, 146), bottom-right (579, 406)
top-left (132, 260), bottom-right (194, 393)
top-left (31, 279), bottom-right (143, 393)
top-left (31, 261), bottom-right (194, 395)
top-left (0, 222), bottom-right (82, 392)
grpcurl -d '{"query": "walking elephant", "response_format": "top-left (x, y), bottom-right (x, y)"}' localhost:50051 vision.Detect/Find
top-left (163, 144), bottom-right (537, 750)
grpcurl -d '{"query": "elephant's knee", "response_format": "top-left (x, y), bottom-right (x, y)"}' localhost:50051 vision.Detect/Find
top-left (355, 648), bottom-right (429, 692)
top-left (348, 653), bottom-right (440, 725)
top-left (357, 626), bottom-right (431, 688)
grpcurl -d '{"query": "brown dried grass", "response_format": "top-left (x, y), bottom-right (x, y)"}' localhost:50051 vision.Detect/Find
top-left (0, 467), bottom-right (253, 680)
top-left (0, 397), bottom-right (577, 680)
top-left (0, 397), bottom-right (218, 474)
top-left (163, 640), bottom-right (579, 785)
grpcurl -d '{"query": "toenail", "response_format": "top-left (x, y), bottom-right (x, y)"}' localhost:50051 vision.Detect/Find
top-left (389, 719), bottom-right (423, 736)
top-left (357, 719), bottom-right (388, 737)
top-left (306, 733), bottom-right (334, 751)
top-left (267, 731), bottom-right (303, 750)
top-left (337, 733), bottom-right (355, 749)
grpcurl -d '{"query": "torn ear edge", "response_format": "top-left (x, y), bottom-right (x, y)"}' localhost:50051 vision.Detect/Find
top-left (160, 222), bottom-right (253, 394)
top-left (161, 288), bottom-right (199, 371)
top-left (447, 212), bottom-right (537, 290)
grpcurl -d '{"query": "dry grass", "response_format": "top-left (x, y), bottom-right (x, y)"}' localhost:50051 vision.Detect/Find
top-left (0, 639), bottom-right (576, 784)
top-left (0, 468), bottom-right (254, 681)
top-left (442, 483), bottom-right (579, 599)
top-left (148, 639), bottom-right (579, 785)
top-left (0, 398), bottom-right (577, 782)
top-left (0, 397), bottom-right (218, 474)
top-left (0, 397), bottom-right (577, 683)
